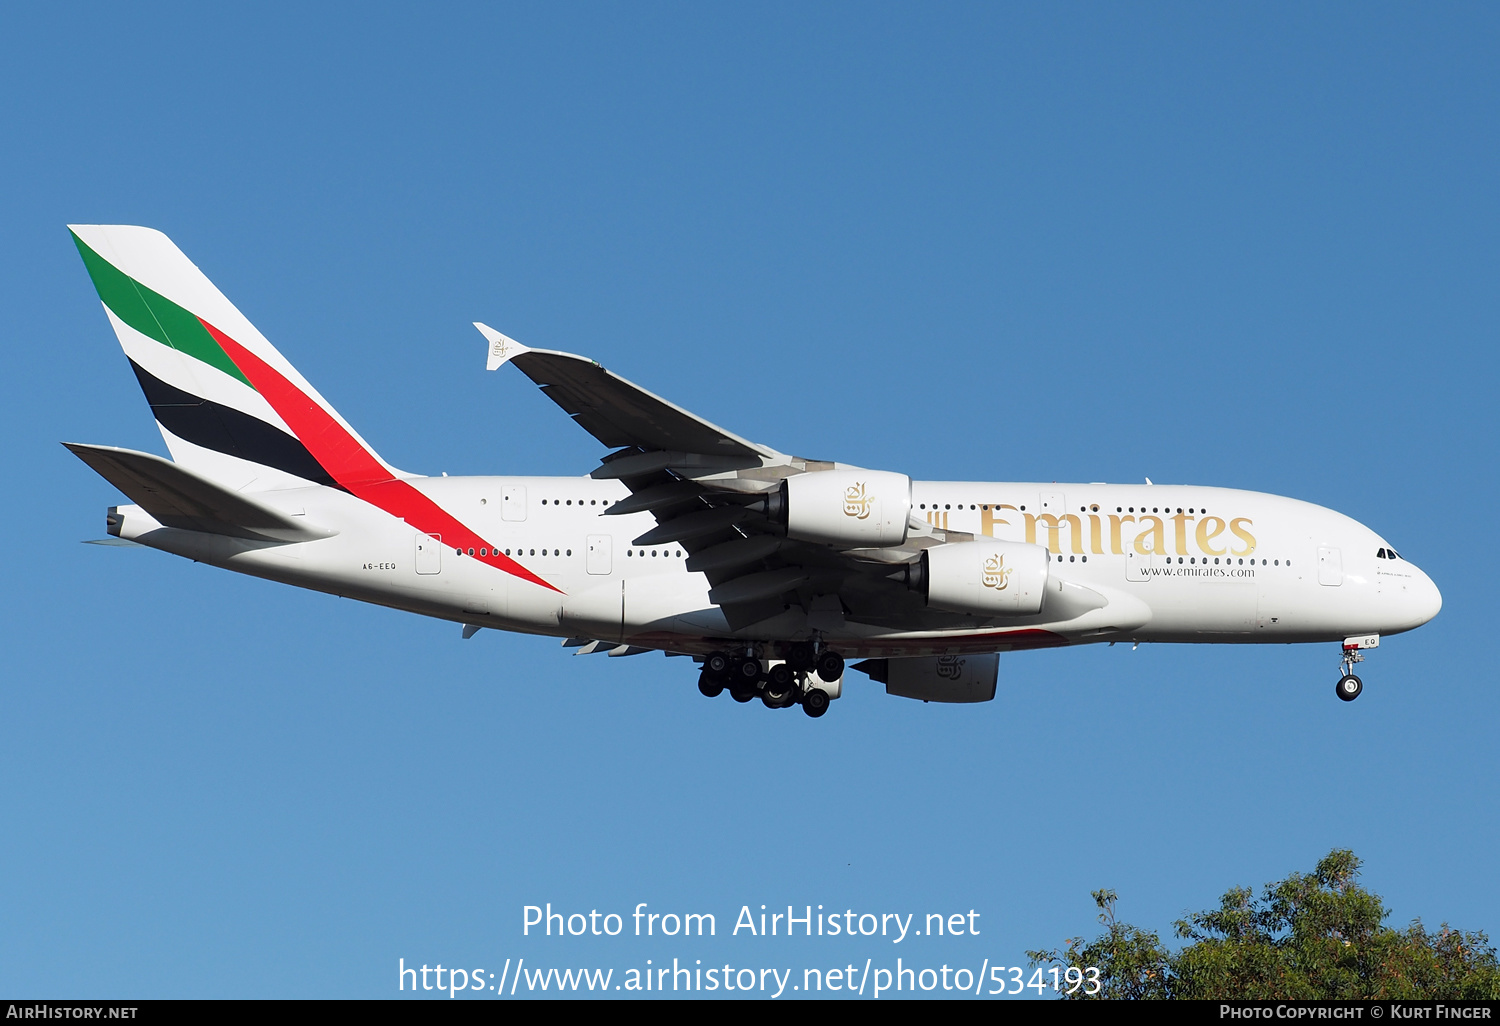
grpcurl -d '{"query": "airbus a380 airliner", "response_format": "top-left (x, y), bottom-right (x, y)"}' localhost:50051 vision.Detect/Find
top-left (65, 225), bottom-right (1441, 718)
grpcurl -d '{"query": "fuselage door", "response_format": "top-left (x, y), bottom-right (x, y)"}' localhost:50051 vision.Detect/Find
top-left (415, 533), bottom-right (442, 575)
top-left (1039, 491), bottom-right (1066, 518)
top-left (502, 485), bottom-right (527, 522)
top-left (1318, 546), bottom-right (1343, 586)
top-left (587, 534), bottom-right (612, 575)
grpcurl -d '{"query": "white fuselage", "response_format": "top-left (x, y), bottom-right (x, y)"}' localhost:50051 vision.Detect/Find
top-left (110, 476), bottom-right (1442, 659)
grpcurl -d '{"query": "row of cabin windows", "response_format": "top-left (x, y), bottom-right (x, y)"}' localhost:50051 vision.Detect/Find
top-left (920, 502), bottom-right (1211, 515)
top-left (456, 546), bottom-right (686, 559)
top-left (516, 496), bottom-right (1241, 520)
top-left (459, 547), bottom-right (570, 557)
top-left (460, 544), bottom-right (1290, 567)
top-left (922, 503), bottom-right (1030, 511)
top-left (1055, 554), bottom-right (1289, 566)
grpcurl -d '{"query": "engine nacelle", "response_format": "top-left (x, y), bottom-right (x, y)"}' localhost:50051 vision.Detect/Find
top-left (919, 539), bottom-right (1049, 616)
top-left (856, 654), bottom-right (999, 703)
top-left (775, 470), bottom-right (911, 548)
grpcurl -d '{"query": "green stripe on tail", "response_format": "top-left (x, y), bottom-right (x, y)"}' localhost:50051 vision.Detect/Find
top-left (71, 230), bottom-right (253, 388)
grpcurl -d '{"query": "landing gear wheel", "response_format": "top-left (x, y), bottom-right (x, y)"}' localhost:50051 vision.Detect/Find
top-left (1336, 674), bottom-right (1363, 702)
top-left (814, 650), bottom-right (844, 682)
top-left (730, 685), bottom-right (756, 703)
top-left (698, 671), bottom-right (724, 698)
top-left (787, 642), bottom-right (815, 672)
top-left (733, 657), bottom-right (762, 683)
top-left (705, 652), bottom-right (732, 677)
top-left (763, 666), bottom-right (796, 708)
top-left (802, 688), bottom-right (830, 718)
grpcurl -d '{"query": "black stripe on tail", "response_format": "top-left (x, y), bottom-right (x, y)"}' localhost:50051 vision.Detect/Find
top-left (127, 359), bottom-right (341, 489)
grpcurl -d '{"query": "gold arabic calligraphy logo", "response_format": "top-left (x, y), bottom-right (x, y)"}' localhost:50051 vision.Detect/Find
top-left (491, 337), bottom-right (513, 362)
top-left (982, 553), bottom-right (1012, 591)
top-left (936, 655), bottom-right (965, 680)
top-left (843, 481), bottom-right (873, 520)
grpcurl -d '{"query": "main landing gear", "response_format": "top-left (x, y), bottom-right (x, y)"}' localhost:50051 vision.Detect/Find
top-left (1335, 635), bottom-right (1379, 702)
top-left (696, 646), bottom-right (843, 718)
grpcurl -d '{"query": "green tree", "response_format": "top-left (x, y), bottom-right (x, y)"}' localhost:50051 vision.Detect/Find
top-left (1025, 889), bottom-right (1172, 999)
top-left (1030, 850), bottom-right (1500, 999)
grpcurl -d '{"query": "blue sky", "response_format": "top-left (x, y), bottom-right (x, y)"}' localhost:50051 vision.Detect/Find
top-left (2, 2), bottom-right (1496, 998)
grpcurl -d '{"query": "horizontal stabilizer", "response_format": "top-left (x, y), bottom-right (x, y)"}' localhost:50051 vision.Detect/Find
top-left (64, 443), bottom-right (335, 543)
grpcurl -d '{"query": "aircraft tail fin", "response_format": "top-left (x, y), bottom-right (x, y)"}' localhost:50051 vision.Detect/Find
top-left (68, 225), bottom-right (402, 492)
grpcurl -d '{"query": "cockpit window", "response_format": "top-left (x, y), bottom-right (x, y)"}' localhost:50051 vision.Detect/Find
top-left (1377, 548), bottom-right (1387, 558)
top-left (1389, 548), bottom-right (1400, 560)
top-left (1377, 547), bottom-right (1402, 560)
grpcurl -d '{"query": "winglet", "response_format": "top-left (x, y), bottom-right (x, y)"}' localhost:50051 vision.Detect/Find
top-left (474, 322), bottom-right (531, 371)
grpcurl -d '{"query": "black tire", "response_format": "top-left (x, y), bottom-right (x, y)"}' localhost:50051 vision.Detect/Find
top-left (698, 672), bottom-right (724, 698)
top-left (763, 668), bottom-right (795, 707)
top-left (705, 652), bottom-right (732, 677)
top-left (815, 650), bottom-right (844, 682)
top-left (1336, 674), bottom-right (1363, 702)
top-left (787, 642), bottom-right (815, 671)
top-left (730, 685), bottom-right (756, 703)
top-left (734, 658), bottom-right (762, 682)
top-left (802, 688), bottom-right (830, 718)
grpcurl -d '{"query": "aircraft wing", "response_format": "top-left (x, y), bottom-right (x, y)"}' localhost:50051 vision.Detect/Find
top-left (475, 323), bottom-right (777, 459)
top-left (478, 325), bottom-right (968, 631)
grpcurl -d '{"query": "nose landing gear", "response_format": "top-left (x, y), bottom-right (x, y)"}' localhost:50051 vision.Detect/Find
top-left (1335, 634), bottom-right (1378, 702)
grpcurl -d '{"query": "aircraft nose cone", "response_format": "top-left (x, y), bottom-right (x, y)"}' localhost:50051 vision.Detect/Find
top-left (1412, 567), bottom-right (1442, 626)
top-left (1388, 563), bottom-right (1442, 633)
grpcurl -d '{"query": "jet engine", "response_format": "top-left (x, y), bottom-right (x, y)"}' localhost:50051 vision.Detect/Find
top-left (911, 539), bottom-right (1050, 616)
top-left (769, 469), bottom-right (911, 548)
